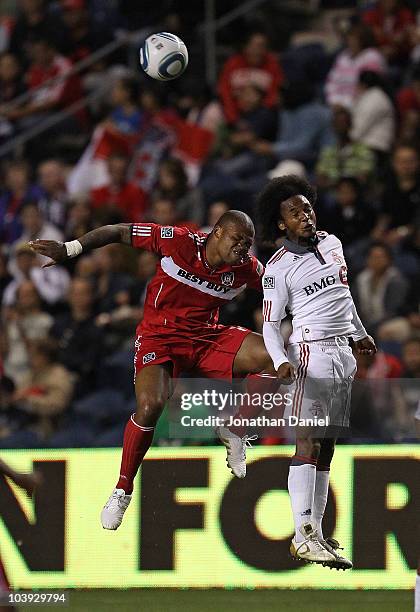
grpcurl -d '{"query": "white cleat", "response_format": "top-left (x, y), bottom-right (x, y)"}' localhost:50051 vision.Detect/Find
top-left (101, 488), bottom-right (132, 530)
top-left (216, 425), bottom-right (257, 478)
top-left (290, 523), bottom-right (336, 565)
top-left (321, 537), bottom-right (353, 571)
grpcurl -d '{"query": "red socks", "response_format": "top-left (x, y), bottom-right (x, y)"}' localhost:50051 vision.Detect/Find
top-left (116, 415), bottom-right (154, 494)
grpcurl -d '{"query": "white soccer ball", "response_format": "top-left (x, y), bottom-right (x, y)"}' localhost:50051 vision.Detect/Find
top-left (139, 32), bottom-right (188, 81)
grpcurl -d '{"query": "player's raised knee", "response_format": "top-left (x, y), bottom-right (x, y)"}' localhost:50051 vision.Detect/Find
top-left (135, 392), bottom-right (165, 427)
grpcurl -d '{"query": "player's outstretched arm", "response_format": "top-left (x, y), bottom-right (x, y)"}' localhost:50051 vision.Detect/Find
top-left (0, 458), bottom-right (42, 496)
top-left (29, 223), bottom-right (132, 267)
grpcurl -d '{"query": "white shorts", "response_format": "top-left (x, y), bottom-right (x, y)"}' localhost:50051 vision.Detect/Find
top-left (285, 337), bottom-right (357, 429)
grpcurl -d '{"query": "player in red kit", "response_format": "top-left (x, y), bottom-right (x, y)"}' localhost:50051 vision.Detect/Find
top-left (30, 211), bottom-right (276, 530)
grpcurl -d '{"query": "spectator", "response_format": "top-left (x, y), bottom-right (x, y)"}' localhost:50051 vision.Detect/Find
top-left (362, 0), bottom-right (415, 65)
top-left (325, 22), bottom-right (386, 109)
top-left (50, 277), bottom-right (102, 396)
top-left (400, 338), bottom-right (420, 378)
top-left (0, 375), bottom-right (19, 439)
top-left (154, 158), bottom-right (205, 225)
top-left (377, 272), bottom-right (419, 341)
top-left (92, 244), bottom-right (133, 314)
top-left (319, 177), bottom-right (377, 247)
top-left (3, 34), bottom-right (85, 132)
top-left (176, 84), bottom-right (224, 134)
top-left (3, 242), bottom-right (70, 308)
top-left (12, 338), bottom-right (74, 440)
top-left (350, 70), bottom-right (396, 157)
top-left (397, 62), bottom-right (420, 141)
top-left (1, 280), bottom-right (53, 385)
top-left (128, 250), bottom-right (158, 308)
top-left (0, 52), bottom-right (25, 143)
top-left (106, 78), bottom-right (143, 136)
top-left (0, 251), bottom-right (12, 304)
top-left (373, 143), bottom-right (420, 243)
top-left (316, 105), bottom-right (376, 188)
top-left (8, 0), bottom-right (66, 65)
top-left (222, 83), bottom-right (278, 158)
top-left (252, 80), bottom-right (334, 169)
top-left (37, 159), bottom-right (69, 231)
top-left (9, 202), bottom-right (63, 272)
top-left (60, 0), bottom-right (107, 65)
top-left (0, 160), bottom-right (42, 245)
top-left (64, 197), bottom-right (93, 240)
top-left (354, 242), bottom-right (409, 332)
top-left (91, 153), bottom-right (147, 223)
top-left (200, 201), bottom-right (229, 233)
top-left (218, 30), bottom-right (283, 124)
top-left (149, 198), bottom-right (178, 227)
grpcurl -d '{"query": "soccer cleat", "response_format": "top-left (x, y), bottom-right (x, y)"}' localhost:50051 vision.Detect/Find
top-left (290, 523), bottom-right (336, 565)
top-left (101, 488), bottom-right (132, 530)
top-left (321, 537), bottom-right (353, 571)
top-left (216, 425), bottom-right (257, 478)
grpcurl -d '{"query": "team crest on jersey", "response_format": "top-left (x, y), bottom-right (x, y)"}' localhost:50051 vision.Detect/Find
top-left (220, 271), bottom-right (234, 287)
top-left (143, 352), bottom-right (156, 364)
top-left (309, 400), bottom-right (324, 418)
top-left (161, 227), bottom-right (173, 238)
top-left (263, 276), bottom-right (275, 289)
top-left (332, 251), bottom-right (343, 265)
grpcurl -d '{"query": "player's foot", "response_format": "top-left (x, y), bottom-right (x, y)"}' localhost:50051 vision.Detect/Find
top-left (290, 523), bottom-right (336, 565)
top-left (101, 488), bottom-right (132, 530)
top-left (216, 425), bottom-right (257, 478)
top-left (320, 537), bottom-right (353, 570)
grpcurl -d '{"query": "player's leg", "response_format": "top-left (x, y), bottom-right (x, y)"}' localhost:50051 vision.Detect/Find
top-left (232, 331), bottom-right (273, 375)
top-left (313, 437), bottom-right (335, 539)
top-left (216, 331), bottom-right (278, 477)
top-left (101, 362), bottom-right (173, 530)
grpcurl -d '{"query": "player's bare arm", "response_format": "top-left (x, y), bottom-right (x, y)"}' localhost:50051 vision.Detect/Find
top-left (29, 223), bottom-right (133, 267)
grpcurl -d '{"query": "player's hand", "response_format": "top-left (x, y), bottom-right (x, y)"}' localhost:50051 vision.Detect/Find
top-left (29, 239), bottom-right (67, 267)
top-left (12, 470), bottom-right (43, 497)
top-left (276, 362), bottom-right (295, 384)
top-left (354, 335), bottom-right (377, 355)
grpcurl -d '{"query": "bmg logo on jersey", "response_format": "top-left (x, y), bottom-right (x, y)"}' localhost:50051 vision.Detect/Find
top-left (303, 275), bottom-right (335, 296)
top-left (161, 227), bottom-right (174, 238)
top-left (143, 352), bottom-right (156, 364)
top-left (263, 276), bottom-right (275, 289)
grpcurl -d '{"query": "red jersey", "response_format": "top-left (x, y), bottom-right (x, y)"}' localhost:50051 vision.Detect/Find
top-left (131, 223), bottom-right (263, 331)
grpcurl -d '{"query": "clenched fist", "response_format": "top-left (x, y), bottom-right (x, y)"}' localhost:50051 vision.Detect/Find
top-left (276, 362), bottom-right (295, 384)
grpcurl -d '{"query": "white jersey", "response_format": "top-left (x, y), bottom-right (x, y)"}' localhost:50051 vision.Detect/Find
top-left (262, 232), bottom-right (367, 368)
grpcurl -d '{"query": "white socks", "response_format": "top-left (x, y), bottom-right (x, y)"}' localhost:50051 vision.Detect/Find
top-left (288, 464), bottom-right (316, 542)
top-left (312, 470), bottom-right (330, 539)
top-left (415, 574), bottom-right (420, 612)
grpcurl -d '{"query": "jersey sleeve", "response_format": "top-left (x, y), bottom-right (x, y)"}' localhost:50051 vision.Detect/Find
top-left (262, 266), bottom-right (288, 322)
top-left (246, 256), bottom-right (265, 291)
top-left (131, 223), bottom-right (186, 256)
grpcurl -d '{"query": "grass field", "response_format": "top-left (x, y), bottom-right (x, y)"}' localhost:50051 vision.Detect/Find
top-left (20, 589), bottom-right (413, 612)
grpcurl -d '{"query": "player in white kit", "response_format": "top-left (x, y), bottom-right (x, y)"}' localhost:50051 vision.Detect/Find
top-left (258, 176), bottom-right (376, 570)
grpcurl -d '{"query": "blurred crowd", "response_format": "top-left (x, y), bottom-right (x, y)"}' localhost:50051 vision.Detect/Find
top-left (0, 0), bottom-right (419, 448)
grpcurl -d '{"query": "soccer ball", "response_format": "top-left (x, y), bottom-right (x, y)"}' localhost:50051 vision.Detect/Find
top-left (139, 32), bottom-right (188, 81)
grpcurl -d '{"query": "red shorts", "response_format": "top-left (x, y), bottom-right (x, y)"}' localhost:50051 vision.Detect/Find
top-left (134, 324), bottom-right (252, 379)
